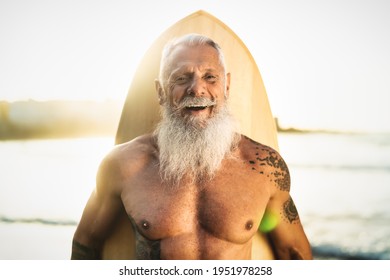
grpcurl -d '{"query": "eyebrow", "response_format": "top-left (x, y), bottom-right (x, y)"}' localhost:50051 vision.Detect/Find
top-left (170, 67), bottom-right (218, 77)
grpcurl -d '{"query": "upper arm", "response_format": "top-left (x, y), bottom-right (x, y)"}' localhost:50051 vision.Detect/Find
top-left (72, 153), bottom-right (124, 259)
top-left (262, 150), bottom-right (312, 259)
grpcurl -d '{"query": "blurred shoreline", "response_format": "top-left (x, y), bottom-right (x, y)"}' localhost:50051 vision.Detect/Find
top-left (1, 100), bottom-right (381, 141)
top-left (0, 100), bottom-right (122, 140)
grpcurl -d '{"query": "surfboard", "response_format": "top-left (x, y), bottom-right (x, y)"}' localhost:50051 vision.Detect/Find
top-left (102, 10), bottom-right (279, 260)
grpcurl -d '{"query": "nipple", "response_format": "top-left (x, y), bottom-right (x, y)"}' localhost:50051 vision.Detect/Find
top-left (245, 220), bottom-right (253, 230)
top-left (141, 220), bottom-right (150, 230)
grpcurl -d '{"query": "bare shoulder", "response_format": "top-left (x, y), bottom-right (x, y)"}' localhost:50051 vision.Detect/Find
top-left (239, 135), bottom-right (291, 193)
top-left (96, 134), bottom-right (157, 193)
top-left (107, 134), bottom-right (156, 164)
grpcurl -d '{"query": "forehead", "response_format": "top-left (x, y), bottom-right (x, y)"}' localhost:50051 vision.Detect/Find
top-left (167, 44), bottom-right (222, 72)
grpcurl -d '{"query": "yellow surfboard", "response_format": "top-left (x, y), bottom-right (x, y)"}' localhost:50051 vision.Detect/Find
top-left (103, 10), bottom-right (278, 259)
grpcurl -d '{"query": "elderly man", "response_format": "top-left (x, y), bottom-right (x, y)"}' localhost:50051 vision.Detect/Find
top-left (71, 34), bottom-right (312, 260)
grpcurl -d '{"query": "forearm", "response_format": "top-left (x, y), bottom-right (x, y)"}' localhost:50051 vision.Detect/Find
top-left (277, 247), bottom-right (310, 260)
top-left (71, 240), bottom-right (101, 260)
top-left (270, 238), bottom-right (312, 260)
top-left (267, 225), bottom-right (312, 260)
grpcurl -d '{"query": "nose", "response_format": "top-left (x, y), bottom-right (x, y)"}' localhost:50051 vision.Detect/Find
top-left (187, 76), bottom-right (205, 96)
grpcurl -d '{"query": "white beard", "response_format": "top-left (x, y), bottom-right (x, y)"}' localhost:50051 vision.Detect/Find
top-left (154, 98), bottom-right (240, 188)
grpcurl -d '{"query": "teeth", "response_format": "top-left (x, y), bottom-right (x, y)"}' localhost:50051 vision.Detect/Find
top-left (186, 105), bottom-right (207, 108)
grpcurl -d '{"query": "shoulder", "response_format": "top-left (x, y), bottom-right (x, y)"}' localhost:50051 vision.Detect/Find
top-left (239, 135), bottom-right (280, 162)
top-left (96, 134), bottom-right (156, 191)
top-left (239, 135), bottom-right (291, 193)
top-left (110, 134), bottom-right (156, 162)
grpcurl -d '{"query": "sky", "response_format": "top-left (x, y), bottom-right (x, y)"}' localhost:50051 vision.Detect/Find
top-left (1, 0), bottom-right (389, 132)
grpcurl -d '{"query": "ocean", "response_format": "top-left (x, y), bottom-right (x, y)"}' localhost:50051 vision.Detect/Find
top-left (0, 133), bottom-right (389, 260)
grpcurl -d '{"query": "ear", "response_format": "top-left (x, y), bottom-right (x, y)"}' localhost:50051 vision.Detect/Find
top-left (155, 79), bottom-right (166, 105)
top-left (225, 72), bottom-right (231, 99)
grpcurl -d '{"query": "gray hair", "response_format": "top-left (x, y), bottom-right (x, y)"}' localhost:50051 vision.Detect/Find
top-left (158, 33), bottom-right (226, 89)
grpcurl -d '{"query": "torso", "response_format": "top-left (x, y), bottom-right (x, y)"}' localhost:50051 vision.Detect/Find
top-left (114, 134), bottom-right (277, 259)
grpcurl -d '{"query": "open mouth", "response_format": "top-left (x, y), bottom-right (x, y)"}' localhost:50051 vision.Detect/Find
top-left (185, 105), bottom-right (209, 111)
top-left (180, 97), bottom-right (216, 113)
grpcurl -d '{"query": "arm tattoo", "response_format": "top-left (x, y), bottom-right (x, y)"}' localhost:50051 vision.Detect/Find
top-left (282, 197), bottom-right (299, 224)
top-left (245, 136), bottom-right (291, 191)
top-left (71, 240), bottom-right (100, 260)
top-left (129, 216), bottom-right (161, 260)
top-left (258, 150), bottom-right (290, 191)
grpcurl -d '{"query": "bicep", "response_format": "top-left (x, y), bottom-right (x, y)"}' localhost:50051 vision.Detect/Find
top-left (257, 148), bottom-right (311, 259)
top-left (76, 189), bottom-right (122, 238)
top-left (72, 156), bottom-right (123, 259)
top-left (265, 192), bottom-right (312, 259)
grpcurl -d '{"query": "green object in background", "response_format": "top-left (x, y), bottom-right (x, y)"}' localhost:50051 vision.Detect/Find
top-left (259, 210), bottom-right (279, 232)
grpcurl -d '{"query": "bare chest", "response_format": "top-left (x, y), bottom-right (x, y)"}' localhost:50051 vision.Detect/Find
top-left (121, 162), bottom-right (271, 247)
